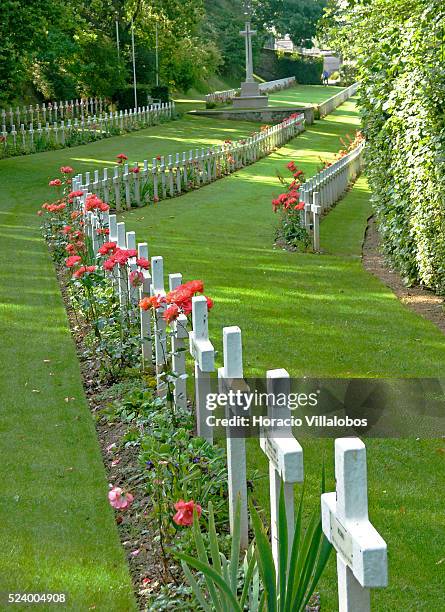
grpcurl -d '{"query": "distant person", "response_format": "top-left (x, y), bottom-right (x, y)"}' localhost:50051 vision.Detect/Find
top-left (322, 70), bottom-right (329, 86)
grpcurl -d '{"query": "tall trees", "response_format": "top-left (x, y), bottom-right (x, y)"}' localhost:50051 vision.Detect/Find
top-left (253, 0), bottom-right (327, 47)
top-left (0, 0), bottom-right (219, 104)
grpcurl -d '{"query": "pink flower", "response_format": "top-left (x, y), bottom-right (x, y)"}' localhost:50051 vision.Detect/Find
top-left (49, 179), bottom-right (62, 187)
top-left (136, 257), bottom-right (150, 270)
top-left (60, 166), bottom-right (74, 174)
top-left (129, 270), bottom-right (144, 287)
top-left (73, 265), bottom-right (96, 278)
top-left (98, 241), bottom-right (117, 256)
top-left (117, 153), bottom-right (128, 163)
top-left (66, 255), bottom-right (81, 268)
top-left (205, 296), bottom-right (214, 310)
top-left (173, 500), bottom-right (202, 526)
top-left (108, 486), bottom-right (134, 510)
top-left (129, 166), bottom-right (140, 174)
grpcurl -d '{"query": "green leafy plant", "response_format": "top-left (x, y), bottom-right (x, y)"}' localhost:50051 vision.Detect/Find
top-left (249, 478), bottom-right (332, 611)
top-left (177, 497), bottom-right (261, 611)
top-left (178, 475), bottom-right (332, 611)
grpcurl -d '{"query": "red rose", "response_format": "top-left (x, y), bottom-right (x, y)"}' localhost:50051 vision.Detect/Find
top-left (163, 304), bottom-right (180, 323)
top-left (66, 255), bottom-right (81, 268)
top-left (136, 257), bottom-right (150, 270)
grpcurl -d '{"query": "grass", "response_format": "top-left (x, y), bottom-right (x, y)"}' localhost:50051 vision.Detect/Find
top-left (268, 84), bottom-right (345, 107)
top-left (181, 83), bottom-right (346, 113)
top-left (1, 88), bottom-right (444, 610)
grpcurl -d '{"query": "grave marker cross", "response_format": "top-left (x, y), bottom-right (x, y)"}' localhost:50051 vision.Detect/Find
top-left (260, 369), bottom-right (304, 569)
top-left (321, 438), bottom-right (388, 612)
top-left (218, 326), bottom-right (248, 549)
top-left (189, 296), bottom-right (215, 443)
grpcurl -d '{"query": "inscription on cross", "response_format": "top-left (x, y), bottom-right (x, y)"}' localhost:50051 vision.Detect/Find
top-left (260, 369), bottom-right (304, 569)
top-left (321, 438), bottom-right (388, 612)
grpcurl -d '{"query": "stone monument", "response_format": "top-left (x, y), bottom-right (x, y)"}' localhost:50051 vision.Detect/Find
top-left (233, 1), bottom-right (268, 109)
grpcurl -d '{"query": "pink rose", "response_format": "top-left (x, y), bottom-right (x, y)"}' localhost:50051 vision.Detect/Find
top-left (108, 486), bottom-right (134, 510)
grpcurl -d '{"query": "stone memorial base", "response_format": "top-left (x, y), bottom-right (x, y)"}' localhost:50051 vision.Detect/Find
top-left (232, 80), bottom-right (269, 109)
top-left (232, 95), bottom-right (268, 109)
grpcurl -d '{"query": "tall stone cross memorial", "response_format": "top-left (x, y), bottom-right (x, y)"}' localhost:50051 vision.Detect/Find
top-left (233, 1), bottom-right (268, 109)
top-left (260, 369), bottom-right (304, 568)
top-left (321, 438), bottom-right (388, 612)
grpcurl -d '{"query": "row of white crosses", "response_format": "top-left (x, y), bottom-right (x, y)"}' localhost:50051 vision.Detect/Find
top-left (0, 104), bottom-right (174, 155)
top-left (215, 325), bottom-right (387, 609)
top-left (80, 200), bottom-right (189, 409)
top-left (318, 82), bottom-right (360, 118)
top-left (75, 113), bottom-right (305, 211)
top-left (0, 97), bottom-right (105, 129)
top-left (299, 141), bottom-right (365, 251)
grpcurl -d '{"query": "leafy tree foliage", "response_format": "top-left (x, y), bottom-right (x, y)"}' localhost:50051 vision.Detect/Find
top-left (322, 0), bottom-right (445, 291)
top-left (253, 0), bottom-right (327, 47)
top-left (0, 0), bottom-right (219, 104)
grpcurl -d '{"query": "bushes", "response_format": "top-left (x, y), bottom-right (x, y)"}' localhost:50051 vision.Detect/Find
top-left (150, 85), bottom-right (170, 103)
top-left (323, 0), bottom-right (445, 292)
top-left (258, 49), bottom-right (323, 85)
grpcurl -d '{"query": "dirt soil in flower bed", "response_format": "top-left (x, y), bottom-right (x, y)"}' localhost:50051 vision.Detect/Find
top-left (362, 217), bottom-right (445, 334)
top-left (57, 267), bottom-right (185, 610)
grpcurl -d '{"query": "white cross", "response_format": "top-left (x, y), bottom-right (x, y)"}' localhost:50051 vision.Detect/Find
top-left (138, 242), bottom-right (152, 368)
top-left (189, 296), bottom-right (215, 443)
top-left (218, 326), bottom-right (248, 549)
top-left (169, 273), bottom-right (188, 410)
top-left (240, 16), bottom-right (256, 83)
top-left (151, 256), bottom-right (167, 394)
top-left (260, 369), bottom-right (304, 569)
top-left (321, 438), bottom-right (388, 612)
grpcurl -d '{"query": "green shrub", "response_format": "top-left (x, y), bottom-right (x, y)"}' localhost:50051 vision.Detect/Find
top-left (150, 85), bottom-right (170, 103)
top-left (258, 49), bottom-right (323, 85)
top-left (113, 84), bottom-right (152, 110)
top-left (324, 0), bottom-right (445, 292)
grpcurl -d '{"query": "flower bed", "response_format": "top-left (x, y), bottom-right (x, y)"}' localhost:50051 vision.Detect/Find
top-left (271, 131), bottom-right (365, 251)
top-left (39, 166), bottom-right (328, 610)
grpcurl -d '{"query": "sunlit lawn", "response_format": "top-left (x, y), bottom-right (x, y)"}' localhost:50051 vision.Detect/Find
top-left (268, 84), bottom-right (345, 107)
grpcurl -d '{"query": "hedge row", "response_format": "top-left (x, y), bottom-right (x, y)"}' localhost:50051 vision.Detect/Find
top-left (258, 49), bottom-right (323, 85)
top-left (326, 0), bottom-right (445, 292)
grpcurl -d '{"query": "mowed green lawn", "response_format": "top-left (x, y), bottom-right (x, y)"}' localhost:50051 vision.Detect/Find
top-left (268, 84), bottom-right (345, 107)
top-left (0, 89), bottom-right (444, 610)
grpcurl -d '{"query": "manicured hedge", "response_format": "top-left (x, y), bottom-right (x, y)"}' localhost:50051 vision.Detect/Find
top-left (113, 85), bottom-right (170, 109)
top-left (258, 49), bottom-right (323, 85)
top-left (325, 0), bottom-right (445, 292)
